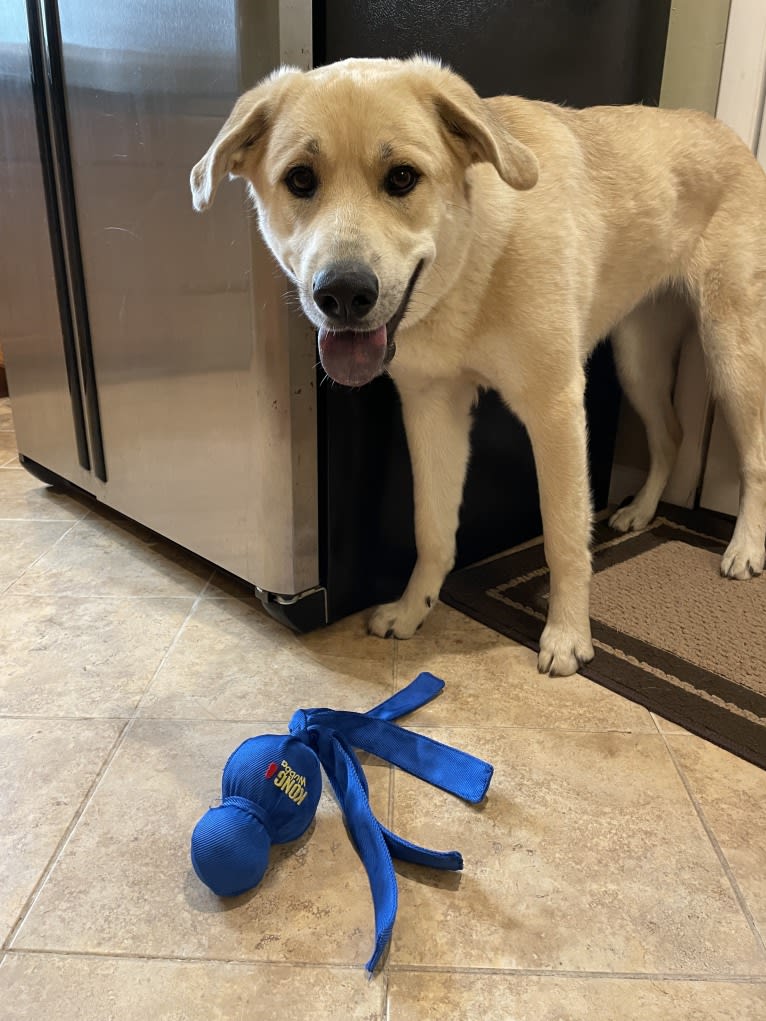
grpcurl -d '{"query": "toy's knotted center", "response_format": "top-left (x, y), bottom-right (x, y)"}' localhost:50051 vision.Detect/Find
top-left (221, 794), bottom-right (279, 841)
top-left (289, 708), bottom-right (310, 739)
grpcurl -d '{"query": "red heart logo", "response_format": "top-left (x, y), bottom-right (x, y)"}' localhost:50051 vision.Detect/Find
top-left (265, 762), bottom-right (278, 779)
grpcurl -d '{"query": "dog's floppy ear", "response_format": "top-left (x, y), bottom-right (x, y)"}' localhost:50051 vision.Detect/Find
top-left (431, 72), bottom-right (538, 191)
top-left (190, 68), bottom-right (299, 212)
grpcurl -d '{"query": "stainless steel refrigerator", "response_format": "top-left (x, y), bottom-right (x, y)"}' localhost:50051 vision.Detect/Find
top-left (0, 0), bottom-right (670, 630)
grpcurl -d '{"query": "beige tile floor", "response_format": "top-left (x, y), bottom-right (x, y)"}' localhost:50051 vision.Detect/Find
top-left (0, 396), bottom-right (764, 1020)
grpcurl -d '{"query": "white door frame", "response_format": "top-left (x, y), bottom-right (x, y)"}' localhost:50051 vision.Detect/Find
top-left (663, 0), bottom-right (766, 509)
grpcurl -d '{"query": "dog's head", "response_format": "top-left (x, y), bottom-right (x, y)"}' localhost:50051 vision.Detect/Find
top-left (191, 57), bottom-right (537, 386)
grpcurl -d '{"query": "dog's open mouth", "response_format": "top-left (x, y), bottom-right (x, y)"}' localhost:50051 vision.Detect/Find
top-left (317, 261), bottom-right (424, 387)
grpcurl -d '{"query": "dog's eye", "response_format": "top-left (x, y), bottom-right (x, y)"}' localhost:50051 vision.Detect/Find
top-left (285, 165), bottom-right (317, 198)
top-left (385, 165), bottom-right (419, 197)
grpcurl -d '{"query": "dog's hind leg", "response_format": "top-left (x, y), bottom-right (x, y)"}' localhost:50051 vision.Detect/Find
top-left (368, 376), bottom-right (476, 638)
top-left (699, 312), bottom-right (766, 579)
top-left (609, 293), bottom-right (688, 533)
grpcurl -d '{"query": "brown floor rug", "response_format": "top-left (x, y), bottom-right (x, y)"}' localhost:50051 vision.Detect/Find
top-left (442, 505), bottom-right (766, 769)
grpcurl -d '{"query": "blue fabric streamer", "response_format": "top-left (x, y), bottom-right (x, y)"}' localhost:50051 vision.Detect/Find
top-left (288, 671), bottom-right (494, 971)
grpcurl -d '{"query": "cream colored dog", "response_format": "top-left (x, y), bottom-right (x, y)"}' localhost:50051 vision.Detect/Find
top-left (191, 56), bottom-right (766, 676)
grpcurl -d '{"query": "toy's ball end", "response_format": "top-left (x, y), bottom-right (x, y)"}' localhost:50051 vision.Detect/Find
top-left (191, 804), bottom-right (270, 897)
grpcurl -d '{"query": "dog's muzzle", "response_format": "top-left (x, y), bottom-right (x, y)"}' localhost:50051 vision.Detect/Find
top-left (316, 261), bottom-right (424, 387)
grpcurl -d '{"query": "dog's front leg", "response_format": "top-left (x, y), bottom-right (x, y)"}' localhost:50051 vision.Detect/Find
top-left (521, 376), bottom-right (595, 676)
top-left (369, 377), bottom-right (476, 638)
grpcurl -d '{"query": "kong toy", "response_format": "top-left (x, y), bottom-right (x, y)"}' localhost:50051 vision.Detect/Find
top-left (191, 672), bottom-right (493, 971)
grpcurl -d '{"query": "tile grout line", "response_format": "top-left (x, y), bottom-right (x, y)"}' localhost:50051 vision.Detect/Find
top-left (648, 711), bottom-right (666, 737)
top-left (660, 730), bottom-right (766, 958)
top-left (0, 515), bottom-right (84, 596)
top-left (385, 963), bottom-right (766, 982)
top-left (2, 717), bottom-right (134, 952)
top-left (132, 570), bottom-right (217, 717)
top-left (0, 516), bottom-right (89, 523)
top-left (2, 945), bottom-right (766, 983)
top-left (379, 969), bottom-right (390, 1019)
top-left (0, 711), bottom-right (672, 733)
top-left (387, 638), bottom-right (398, 830)
top-left (0, 713), bottom-right (295, 726)
top-left (0, 593), bottom-right (203, 601)
top-left (349, 723), bottom-right (662, 735)
top-left (369, 632), bottom-right (394, 1006)
top-left (0, 714), bottom-right (134, 723)
top-left (0, 946), bottom-right (376, 973)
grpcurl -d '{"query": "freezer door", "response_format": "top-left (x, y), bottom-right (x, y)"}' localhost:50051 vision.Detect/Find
top-left (0, 0), bottom-right (93, 490)
top-left (53, 0), bottom-right (318, 596)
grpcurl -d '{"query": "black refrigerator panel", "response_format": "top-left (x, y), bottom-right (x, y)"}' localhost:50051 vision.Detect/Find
top-left (316, 0), bottom-right (671, 623)
top-left (318, 0), bottom-right (670, 107)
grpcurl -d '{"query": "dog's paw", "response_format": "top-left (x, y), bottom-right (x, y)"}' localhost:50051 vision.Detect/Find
top-left (609, 500), bottom-right (656, 533)
top-left (721, 539), bottom-right (765, 580)
top-left (537, 622), bottom-right (594, 677)
top-left (368, 598), bottom-right (430, 639)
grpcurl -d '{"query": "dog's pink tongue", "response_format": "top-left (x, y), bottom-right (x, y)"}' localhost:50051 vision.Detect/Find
top-left (317, 326), bottom-right (387, 387)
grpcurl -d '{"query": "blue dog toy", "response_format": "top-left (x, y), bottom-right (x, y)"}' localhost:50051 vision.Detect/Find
top-left (191, 672), bottom-right (493, 971)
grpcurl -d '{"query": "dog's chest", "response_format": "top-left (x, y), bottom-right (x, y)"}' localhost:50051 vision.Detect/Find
top-left (390, 315), bottom-right (512, 396)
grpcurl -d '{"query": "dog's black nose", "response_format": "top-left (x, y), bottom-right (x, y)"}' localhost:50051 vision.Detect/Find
top-left (312, 262), bottom-right (379, 324)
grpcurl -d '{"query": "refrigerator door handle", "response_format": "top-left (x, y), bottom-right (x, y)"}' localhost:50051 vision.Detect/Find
top-left (24, 0), bottom-right (90, 472)
top-left (36, 0), bottom-right (108, 482)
